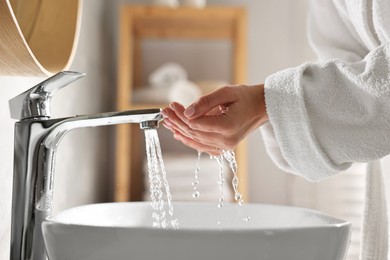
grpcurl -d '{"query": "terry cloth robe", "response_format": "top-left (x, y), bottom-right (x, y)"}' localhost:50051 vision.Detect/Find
top-left (261, 0), bottom-right (390, 259)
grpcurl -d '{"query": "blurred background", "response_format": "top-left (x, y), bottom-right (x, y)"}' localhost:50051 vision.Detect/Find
top-left (0, 0), bottom-right (374, 259)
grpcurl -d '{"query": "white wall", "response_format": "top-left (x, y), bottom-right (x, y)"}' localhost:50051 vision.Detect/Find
top-left (0, 0), bottom-right (319, 258)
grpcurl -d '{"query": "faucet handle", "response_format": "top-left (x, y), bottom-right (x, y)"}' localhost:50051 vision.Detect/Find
top-left (9, 71), bottom-right (85, 120)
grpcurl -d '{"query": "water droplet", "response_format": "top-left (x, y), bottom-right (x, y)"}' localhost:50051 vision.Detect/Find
top-left (192, 191), bottom-right (200, 198)
top-left (171, 219), bottom-right (179, 229)
top-left (191, 151), bottom-right (202, 199)
top-left (161, 220), bottom-right (167, 229)
top-left (243, 216), bottom-right (251, 222)
top-left (217, 221), bottom-right (221, 225)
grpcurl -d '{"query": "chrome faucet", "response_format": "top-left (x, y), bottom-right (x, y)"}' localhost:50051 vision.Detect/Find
top-left (9, 71), bottom-right (163, 260)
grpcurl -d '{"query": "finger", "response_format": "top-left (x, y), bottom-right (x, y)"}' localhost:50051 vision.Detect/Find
top-left (170, 101), bottom-right (220, 123)
top-left (162, 106), bottom-right (193, 137)
top-left (169, 120), bottom-right (196, 141)
top-left (169, 102), bottom-right (191, 124)
top-left (162, 120), bottom-right (174, 132)
top-left (172, 121), bottom-right (237, 151)
top-left (166, 115), bottom-right (234, 152)
top-left (184, 86), bottom-right (237, 119)
top-left (173, 132), bottom-right (222, 156)
top-left (165, 105), bottom-right (235, 149)
top-left (163, 116), bottom-right (193, 139)
top-left (166, 106), bottom-right (213, 142)
top-left (170, 100), bottom-right (233, 133)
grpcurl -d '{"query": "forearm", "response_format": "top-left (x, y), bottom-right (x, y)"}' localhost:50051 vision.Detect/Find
top-left (263, 43), bottom-right (390, 181)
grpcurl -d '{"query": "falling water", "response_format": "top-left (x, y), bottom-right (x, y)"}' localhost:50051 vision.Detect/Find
top-left (144, 129), bottom-right (178, 229)
top-left (222, 150), bottom-right (249, 221)
top-left (210, 150), bottom-right (244, 207)
top-left (210, 150), bottom-right (250, 222)
top-left (192, 151), bottom-right (202, 199)
top-left (214, 155), bottom-right (225, 208)
top-left (144, 128), bottom-right (247, 227)
top-left (222, 150), bottom-right (244, 205)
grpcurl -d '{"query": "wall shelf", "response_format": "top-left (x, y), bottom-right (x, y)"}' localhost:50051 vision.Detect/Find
top-left (115, 5), bottom-right (248, 202)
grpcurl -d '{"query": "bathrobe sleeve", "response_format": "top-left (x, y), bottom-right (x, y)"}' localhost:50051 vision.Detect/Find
top-left (261, 0), bottom-right (390, 182)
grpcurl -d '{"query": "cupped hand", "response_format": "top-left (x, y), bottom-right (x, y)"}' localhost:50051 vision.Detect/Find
top-left (161, 84), bottom-right (268, 155)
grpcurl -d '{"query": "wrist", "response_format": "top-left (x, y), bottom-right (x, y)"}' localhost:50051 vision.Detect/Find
top-left (252, 84), bottom-right (268, 124)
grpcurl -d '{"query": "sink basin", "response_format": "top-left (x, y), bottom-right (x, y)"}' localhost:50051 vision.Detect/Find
top-left (42, 202), bottom-right (351, 260)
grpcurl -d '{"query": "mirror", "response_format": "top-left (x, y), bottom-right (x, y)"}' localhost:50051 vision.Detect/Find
top-left (0, 0), bottom-right (81, 75)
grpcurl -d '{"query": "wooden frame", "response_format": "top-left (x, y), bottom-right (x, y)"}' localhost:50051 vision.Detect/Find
top-left (115, 5), bottom-right (248, 201)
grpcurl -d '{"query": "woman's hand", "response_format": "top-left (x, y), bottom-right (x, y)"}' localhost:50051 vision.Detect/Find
top-left (161, 84), bottom-right (268, 155)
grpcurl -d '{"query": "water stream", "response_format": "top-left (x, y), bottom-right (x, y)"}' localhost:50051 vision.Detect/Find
top-left (214, 155), bottom-right (225, 208)
top-left (222, 150), bottom-right (244, 205)
top-left (144, 129), bottom-right (178, 229)
top-left (192, 151), bottom-right (202, 198)
top-left (144, 129), bottom-right (248, 228)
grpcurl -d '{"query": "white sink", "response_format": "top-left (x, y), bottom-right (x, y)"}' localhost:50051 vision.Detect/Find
top-left (42, 202), bottom-right (351, 260)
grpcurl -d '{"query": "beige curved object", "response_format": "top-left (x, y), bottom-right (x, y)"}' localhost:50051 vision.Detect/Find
top-left (0, 0), bottom-right (81, 76)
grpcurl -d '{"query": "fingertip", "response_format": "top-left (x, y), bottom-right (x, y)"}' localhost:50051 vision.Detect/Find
top-left (161, 109), bottom-right (168, 118)
top-left (173, 133), bottom-right (181, 141)
top-left (184, 105), bottom-right (195, 118)
top-left (163, 118), bottom-right (172, 126)
top-left (169, 102), bottom-right (175, 110)
top-left (162, 121), bottom-right (171, 130)
top-left (162, 106), bottom-right (175, 116)
top-left (170, 102), bottom-right (185, 111)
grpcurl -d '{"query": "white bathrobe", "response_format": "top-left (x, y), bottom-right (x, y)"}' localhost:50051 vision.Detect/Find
top-left (262, 0), bottom-right (390, 259)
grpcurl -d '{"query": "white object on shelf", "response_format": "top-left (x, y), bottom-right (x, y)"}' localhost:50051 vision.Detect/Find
top-left (149, 63), bottom-right (187, 89)
top-left (179, 0), bottom-right (206, 8)
top-left (134, 63), bottom-right (202, 106)
top-left (168, 79), bottom-right (202, 107)
top-left (132, 85), bottom-right (170, 104)
top-left (153, 0), bottom-right (179, 8)
top-left (195, 80), bottom-right (227, 95)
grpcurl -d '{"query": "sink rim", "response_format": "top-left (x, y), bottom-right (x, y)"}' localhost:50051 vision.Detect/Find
top-left (42, 202), bottom-right (352, 260)
top-left (44, 201), bottom-right (351, 232)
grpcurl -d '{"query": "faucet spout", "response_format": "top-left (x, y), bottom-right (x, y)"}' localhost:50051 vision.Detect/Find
top-left (10, 108), bottom-right (162, 260)
top-left (44, 108), bottom-right (162, 149)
